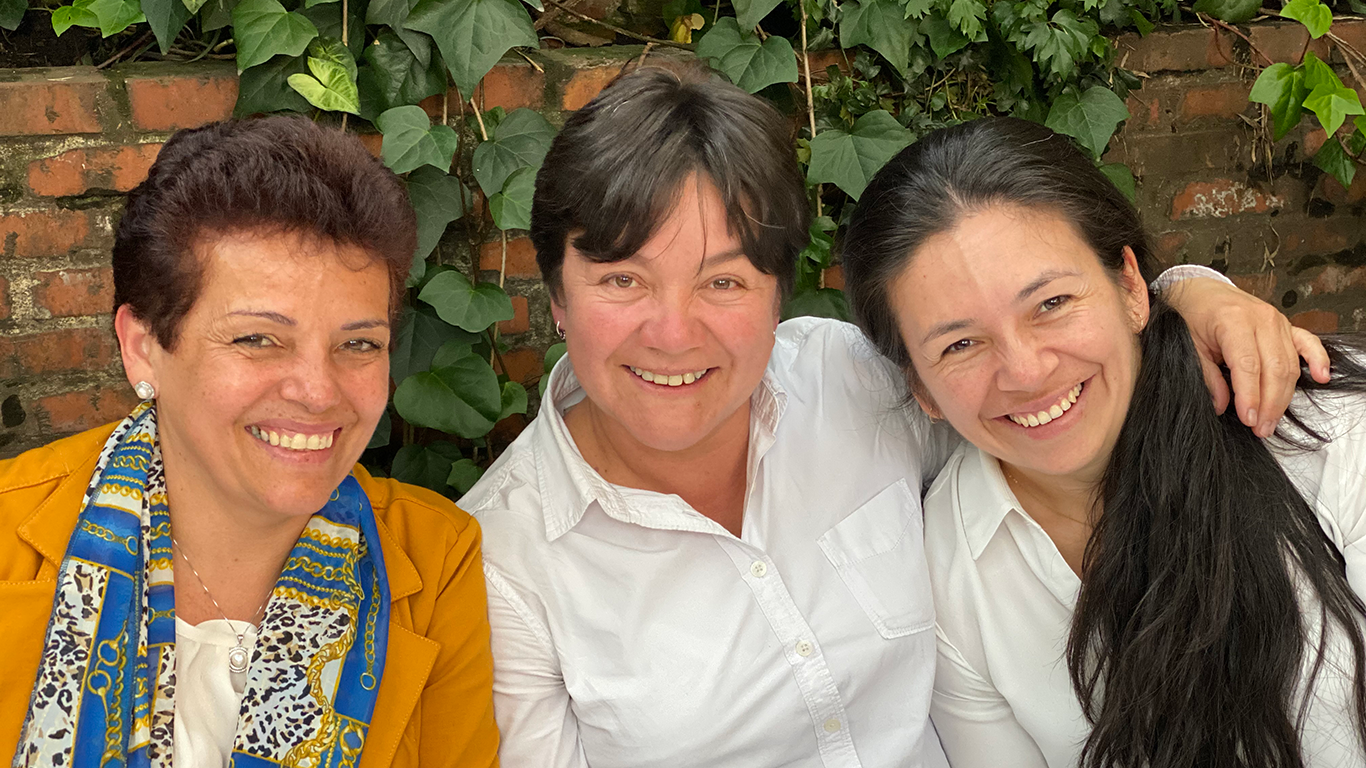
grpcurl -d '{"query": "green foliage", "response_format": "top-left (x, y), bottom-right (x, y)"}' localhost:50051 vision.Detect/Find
top-left (418, 270), bottom-right (516, 332)
top-left (377, 105), bottom-right (459, 174)
top-left (1249, 62), bottom-right (1306, 140)
top-left (490, 166), bottom-right (536, 230)
top-left (1045, 85), bottom-right (1129, 159)
top-left (1279, 0), bottom-right (1331, 38)
top-left (288, 37), bottom-right (361, 113)
top-left (470, 108), bottom-right (556, 196)
top-left (840, 0), bottom-right (921, 78)
top-left (405, 0), bottom-right (538, 95)
top-left (806, 110), bottom-right (915, 199)
top-left (696, 18), bottom-right (800, 93)
top-left (231, 0), bottom-right (318, 71)
top-left (52, 0), bottom-right (145, 36)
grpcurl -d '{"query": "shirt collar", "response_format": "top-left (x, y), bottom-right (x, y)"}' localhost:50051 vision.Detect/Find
top-left (533, 353), bottom-right (787, 542)
top-left (956, 445), bottom-right (1023, 560)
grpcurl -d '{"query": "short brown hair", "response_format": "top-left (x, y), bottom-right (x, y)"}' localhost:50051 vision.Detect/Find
top-left (113, 115), bottom-right (416, 349)
top-left (530, 68), bottom-right (810, 301)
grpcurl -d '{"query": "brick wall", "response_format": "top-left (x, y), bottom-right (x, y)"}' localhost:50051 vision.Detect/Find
top-left (1, 24), bottom-right (1363, 456)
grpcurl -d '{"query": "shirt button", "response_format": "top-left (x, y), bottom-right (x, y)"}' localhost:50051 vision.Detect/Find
top-left (750, 561), bottom-right (768, 578)
top-left (823, 718), bottom-right (841, 734)
top-left (795, 640), bottom-right (813, 657)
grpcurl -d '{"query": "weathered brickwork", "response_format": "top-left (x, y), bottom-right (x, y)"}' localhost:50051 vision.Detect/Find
top-left (1, 23), bottom-right (1363, 455)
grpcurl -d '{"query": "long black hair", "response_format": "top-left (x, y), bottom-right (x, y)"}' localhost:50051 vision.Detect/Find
top-left (841, 116), bottom-right (1366, 768)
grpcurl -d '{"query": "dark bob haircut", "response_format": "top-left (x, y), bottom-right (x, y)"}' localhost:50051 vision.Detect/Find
top-left (113, 115), bottom-right (417, 349)
top-left (530, 67), bottom-right (810, 300)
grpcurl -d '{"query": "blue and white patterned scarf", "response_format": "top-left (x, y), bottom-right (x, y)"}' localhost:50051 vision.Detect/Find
top-left (13, 402), bottom-right (391, 768)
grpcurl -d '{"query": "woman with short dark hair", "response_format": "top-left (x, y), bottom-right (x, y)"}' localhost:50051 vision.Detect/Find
top-left (1, 116), bottom-right (500, 768)
top-left (842, 116), bottom-right (1366, 767)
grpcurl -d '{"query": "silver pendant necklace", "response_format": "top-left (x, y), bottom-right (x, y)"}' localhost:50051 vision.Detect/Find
top-left (171, 537), bottom-right (270, 674)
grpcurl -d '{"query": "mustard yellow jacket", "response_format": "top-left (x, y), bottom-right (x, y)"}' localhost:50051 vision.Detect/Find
top-left (0, 424), bottom-right (500, 768)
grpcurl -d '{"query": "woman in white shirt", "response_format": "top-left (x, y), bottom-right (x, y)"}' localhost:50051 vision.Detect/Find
top-left (462, 69), bottom-right (1328, 768)
top-left (840, 116), bottom-right (1366, 768)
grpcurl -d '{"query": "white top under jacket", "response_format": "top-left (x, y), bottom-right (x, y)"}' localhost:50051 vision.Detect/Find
top-left (172, 618), bottom-right (257, 768)
top-left (462, 317), bottom-right (956, 768)
top-left (924, 395), bottom-right (1366, 768)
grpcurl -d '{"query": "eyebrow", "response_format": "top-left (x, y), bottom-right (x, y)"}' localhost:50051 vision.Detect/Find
top-left (228, 311), bottom-right (388, 332)
top-left (700, 248), bottom-right (747, 269)
top-left (919, 269), bottom-right (1082, 345)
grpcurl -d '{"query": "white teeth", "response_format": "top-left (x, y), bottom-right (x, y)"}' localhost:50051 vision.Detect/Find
top-left (630, 366), bottom-right (709, 387)
top-left (1009, 382), bottom-right (1085, 428)
top-left (252, 427), bottom-right (334, 451)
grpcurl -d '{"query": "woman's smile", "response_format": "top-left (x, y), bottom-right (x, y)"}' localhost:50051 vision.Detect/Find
top-left (998, 379), bottom-right (1088, 436)
top-left (626, 365), bottom-right (715, 388)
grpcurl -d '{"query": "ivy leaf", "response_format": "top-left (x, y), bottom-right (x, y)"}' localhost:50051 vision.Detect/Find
top-left (922, 16), bottom-right (969, 59)
top-left (143, 0), bottom-right (193, 52)
top-left (406, 0), bottom-right (538, 97)
top-left (54, 0), bottom-right (145, 36)
top-left (1280, 0), bottom-right (1332, 38)
top-left (499, 381), bottom-right (529, 419)
top-left (782, 287), bottom-right (852, 321)
top-left (1128, 9), bottom-right (1154, 34)
top-left (391, 305), bottom-right (480, 383)
top-left (360, 29), bottom-right (447, 116)
top-left (734, 0), bottom-right (781, 30)
top-left (946, 0), bottom-right (986, 42)
top-left (394, 354), bottom-right (503, 437)
top-left (1191, 0), bottom-right (1259, 22)
top-left (538, 341), bottom-right (567, 397)
top-left (490, 166), bottom-right (536, 231)
top-left (695, 17), bottom-right (800, 93)
top-left (1099, 162), bottom-right (1136, 202)
top-left (418, 270), bottom-right (516, 332)
top-left (470, 108), bottom-right (556, 197)
top-left (1249, 62), bottom-right (1306, 140)
top-left (807, 109), bottom-right (915, 199)
top-left (232, 0), bottom-right (319, 72)
top-left (236, 54), bottom-right (312, 115)
top-left (447, 459), bottom-right (485, 495)
top-left (287, 37), bottom-right (360, 114)
top-left (432, 338), bottom-right (475, 368)
top-left (377, 105), bottom-right (459, 174)
top-left (1314, 135), bottom-right (1357, 189)
top-left (408, 166), bottom-right (469, 265)
top-left (1304, 81), bottom-right (1364, 136)
top-left (1021, 9), bottom-right (1096, 80)
top-left (902, 0), bottom-right (932, 19)
top-left (1045, 85), bottom-right (1129, 159)
top-left (52, 0), bottom-right (99, 35)
top-left (199, 0), bottom-right (238, 30)
top-left (1301, 51), bottom-right (1340, 93)
top-left (391, 444), bottom-right (457, 493)
top-left (367, 0), bottom-right (418, 26)
top-left (840, 0), bottom-right (921, 77)
top-left (0, 0), bottom-right (25, 30)
top-left (300, 1), bottom-right (365, 59)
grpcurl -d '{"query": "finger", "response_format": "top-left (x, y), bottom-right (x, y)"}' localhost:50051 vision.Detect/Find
top-left (1293, 326), bottom-right (1332, 384)
top-left (1199, 354), bottom-right (1231, 415)
top-left (1255, 316), bottom-right (1299, 438)
top-left (1221, 319), bottom-right (1263, 430)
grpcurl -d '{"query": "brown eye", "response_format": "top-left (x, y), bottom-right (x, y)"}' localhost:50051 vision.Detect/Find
top-left (945, 339), bottom-right (974, 354)
top-left (1041, 295), bottom-right (1070, 312)
top-left (609, 275), bottom-right (635, 288)
top-left (233, 334), bottom-right (274, 348)
top-left (712, 278), bottom-right (735, 290)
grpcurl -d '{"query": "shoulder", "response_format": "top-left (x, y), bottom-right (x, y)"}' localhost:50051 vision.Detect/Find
top-left (0, 425), bottom-right (116, 525)
top-left (921, 443), bottom-right (975, 572)
top-left (456, 419), bottom-right (554, 566)
top-left (354, 465), bottom-right (482, 577)
top-left (771, 316), bottom-right (910, 409)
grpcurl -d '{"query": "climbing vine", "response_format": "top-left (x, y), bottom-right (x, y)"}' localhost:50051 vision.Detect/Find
top-left (6, 0), bottom-right (1361, 492)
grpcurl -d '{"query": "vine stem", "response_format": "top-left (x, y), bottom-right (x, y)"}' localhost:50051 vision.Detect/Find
top-left (341, 0), bottom-right (349, 132)
top-left (799, 0), bottom-right (823, 222)
top-left (1329, 32), bottom-right (1366, 94)
top-left (97, 30), bottom-right (153, 69)
top-left (491, 229), bottom-right (509, 366)
top-left (1193, 11), bottom-right (1276, 66)
top-left (541, 0), bottom-right (692, 49)
top-left (470, 98), bottom-right (489, 141)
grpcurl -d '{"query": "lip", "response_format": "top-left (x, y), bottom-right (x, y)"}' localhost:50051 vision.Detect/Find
top-left (996, 376), bottom-right (1092, 438)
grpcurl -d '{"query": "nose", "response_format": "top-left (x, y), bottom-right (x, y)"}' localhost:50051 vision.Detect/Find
top-left (278, 348), bottom-right (343, 413)
top-left (994, 331), bottom-right (1057, 393)
top-left (638, 291), bottom-right (704, 354)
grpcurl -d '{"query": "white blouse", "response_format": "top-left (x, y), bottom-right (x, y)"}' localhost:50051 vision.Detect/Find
top-left (463, 317), bottom-right (956, 768)
top-left (173, 618), bottom-right (257, 768)
top-left (923, 395), bottom-right (1366, 767)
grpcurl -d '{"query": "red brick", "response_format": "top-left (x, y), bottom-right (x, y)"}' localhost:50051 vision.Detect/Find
top-left (126, 70), bottom-right (238, 131)
top-left (1230, 272), bottom-right (1277, 301)
top-left (0, 209), bottom-right (101, 258)
top-left (562, 65), bottom-right (620, 111)
top-left (0, 276), bottom-right (9, 321)
top-left (823, 265), bottom-right (844, 291)
top-left (1113, 27), bottom-right (1223, 74)
top-left (1246, 21), bottom-right (1332, 65)
top-left (1179, 81), bottom-right (1250, 121)
top-left (1309, 265), bottom-right (1366, 295)
top-left (358, 132), bottom-right (383, 159)
top-left (496, 347), bottom-right (541, 385)
top-left (428, 63), bottom-right (547, 115)
top-left (499, 295), bottom-right (531, 334)
top-left (1154, 231), bottom-right (1192, 264)
top-left (0, 70), bottom-right (104, 136)
top-left (1317, 164), bottom-right (1366, 204)
top-left (33, 267), bottom-right (115, 318)
top-left (1304, 128), bottom-right (1329, 157)
top-left (35, 385), bottom-right (137, 433)
top-left (479, 237), bottom-right (540, 278)
top-left (806, 50), bottom-right (851, 79)
top-left (0, 327), bottom-right (118, 378)
top-left (1169, 179), bottom-right (1285, 220)
top-left (1290, 309), bottom-right (1339, 333)
top-left (27, 144), bottom-right (163, 197)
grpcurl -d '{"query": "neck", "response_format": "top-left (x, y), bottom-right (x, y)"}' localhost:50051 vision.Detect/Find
top-left (564, 397), bottom-right (752, 537)
top-left (1001, 462), bottom-right (1100, 524)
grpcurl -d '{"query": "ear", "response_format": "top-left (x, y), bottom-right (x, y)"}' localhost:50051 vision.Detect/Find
top-left (911, 389), bottom-right (944, 422)
top-left (1118, 246), bottom-right (1150, 333)
top-left (114, 304), bottom-right (162, 391)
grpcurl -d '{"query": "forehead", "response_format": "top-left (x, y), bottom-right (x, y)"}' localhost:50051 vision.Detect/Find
top-left (195, 230), bottom-right (389, 310)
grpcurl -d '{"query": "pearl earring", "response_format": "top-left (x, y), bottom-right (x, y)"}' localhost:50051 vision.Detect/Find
top-left (134, 381), bottom-right (156, 400)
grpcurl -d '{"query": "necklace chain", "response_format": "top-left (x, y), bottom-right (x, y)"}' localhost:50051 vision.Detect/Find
top-left (171, 537), bottom-right (269, 638)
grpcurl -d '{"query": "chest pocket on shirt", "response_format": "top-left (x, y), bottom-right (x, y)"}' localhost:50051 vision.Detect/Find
top-left (818, 479), bottom-right (935, 639)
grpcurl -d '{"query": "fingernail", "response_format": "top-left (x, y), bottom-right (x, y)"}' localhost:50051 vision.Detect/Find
top-left (1247, 408), bottom-right (1258, 426)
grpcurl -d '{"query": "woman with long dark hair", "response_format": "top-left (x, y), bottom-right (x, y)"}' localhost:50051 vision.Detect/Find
top-left (841, 117), bottom-right (1366, 768)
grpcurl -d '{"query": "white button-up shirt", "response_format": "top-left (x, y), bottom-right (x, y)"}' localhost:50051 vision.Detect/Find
top-left (462, 317), bottom-right (955, 768)
top-left (924, 397), bottom-right (1366, 767)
